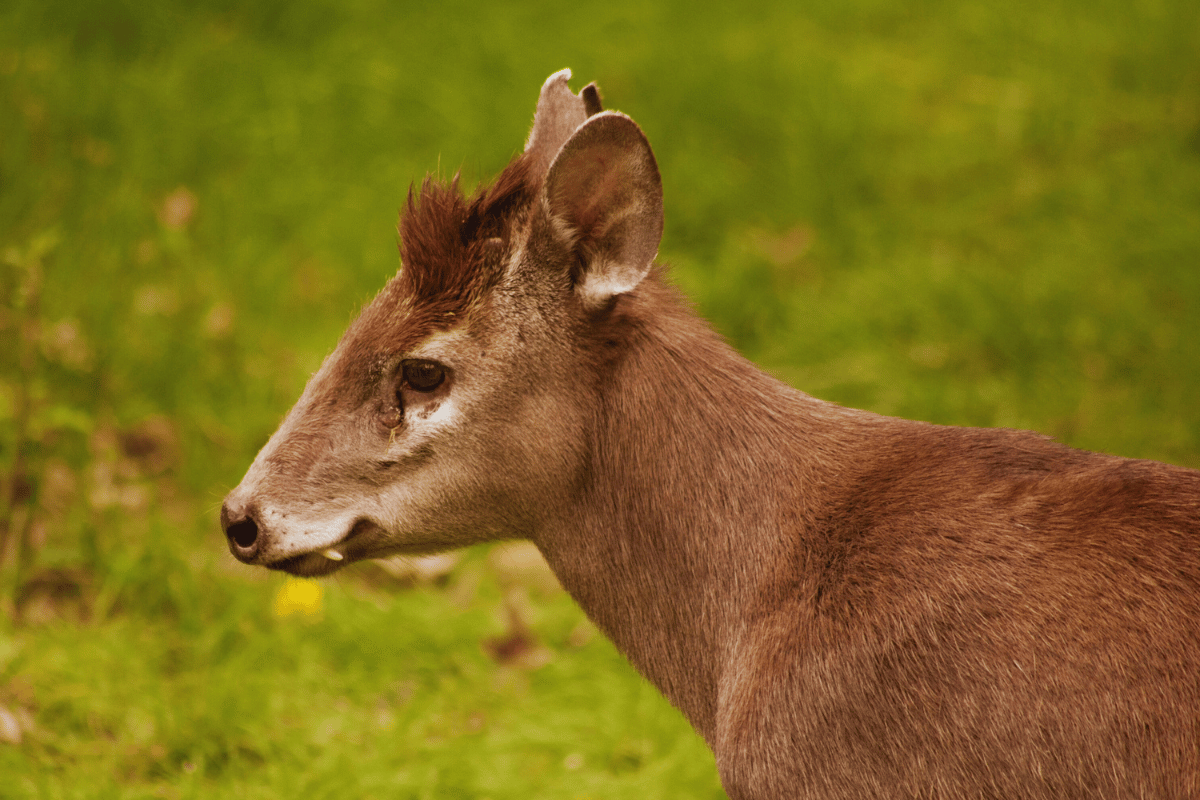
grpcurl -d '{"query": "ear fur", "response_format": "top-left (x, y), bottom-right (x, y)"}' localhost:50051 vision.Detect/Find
top-left (541, 111), bottom-right (664, 309)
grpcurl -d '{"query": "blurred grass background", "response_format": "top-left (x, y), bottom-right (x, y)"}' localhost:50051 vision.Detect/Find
top-left (1, 0), bottom-right (1198, 797)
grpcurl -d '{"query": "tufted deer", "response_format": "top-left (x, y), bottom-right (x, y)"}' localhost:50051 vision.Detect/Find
top-left (222, 70), bottom-right (1200, 799)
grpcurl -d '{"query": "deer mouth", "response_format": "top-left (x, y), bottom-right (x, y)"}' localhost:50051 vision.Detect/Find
top-left (266, 518), bottom-right (385, 577)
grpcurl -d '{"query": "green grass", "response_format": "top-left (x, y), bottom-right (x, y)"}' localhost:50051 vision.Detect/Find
top-left (1, 0), bottom-right (1198, 796)
top-left (3, 559), bottom-right (720, 799)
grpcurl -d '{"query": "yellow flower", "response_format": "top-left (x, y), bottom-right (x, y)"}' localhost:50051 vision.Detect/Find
top-left (273, 577), bottom-right (323, 619)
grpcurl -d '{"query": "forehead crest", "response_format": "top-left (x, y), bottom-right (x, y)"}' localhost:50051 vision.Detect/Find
top-left (397, 155), bottom-right (534, 319)
top-left (324, 156), bottom-right (534, 399)
top-left (358, 156), bottom-right (535, 349)
top-left (398, 156), bottom-right (533, 314)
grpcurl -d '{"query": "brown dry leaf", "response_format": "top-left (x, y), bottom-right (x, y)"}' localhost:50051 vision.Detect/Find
top-left (119, 416), bottom-right (179, 475)
top-left (488, 541), bottom-right (561, 595)
top-left (0, 705), bottom-right (20, 745)
top-left (42, 318), bottom-right (92, 370)
top-left (203, 302), bottom-right (235, 338)
top-left (372, 553), bottom-right (460, 585)
top-left (40, 459), bottom-right (79, 516)
top-left (73, 136), bottom-right (112, 167)
top-left (15, 566), bottom-right (91, 624)
top-left (88, 460), bottom-right (149, 511)
top-left (567, 618), bottom-right (597, 648)
top-left (133, 285), bottom-right (180, 316)
top-left (158, 187), bottom-right (197, 229)
top-left (749, 224), bottom-right (814, 266)
top-left (482, 588), bottom-right (553, 670)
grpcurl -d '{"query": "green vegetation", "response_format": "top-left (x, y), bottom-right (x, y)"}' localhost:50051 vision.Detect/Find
top-left (2, 0), bottom-right (1198, 796)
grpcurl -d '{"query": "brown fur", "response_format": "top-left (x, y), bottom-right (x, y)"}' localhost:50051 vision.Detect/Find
top-left (322, 156), bottom-right (535, 400)
top-left (396, 156), bottom-right (535, 314)
top-left (223, 74), bottom-right (1200, 799)
top-left (549, 278), bottom-right (1200, 799)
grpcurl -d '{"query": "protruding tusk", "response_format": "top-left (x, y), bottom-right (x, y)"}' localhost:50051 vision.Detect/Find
top-left (322, 548), bottom-right (344, 561)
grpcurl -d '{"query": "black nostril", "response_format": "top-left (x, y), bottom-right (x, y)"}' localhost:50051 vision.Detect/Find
top-left (221, 497), bottom-right (263, 562)
top-left (227, 517), bottom-right (259, 549)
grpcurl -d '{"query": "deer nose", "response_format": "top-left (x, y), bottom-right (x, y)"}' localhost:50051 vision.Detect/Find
top-left (221, 498), bottom-right (261, 562)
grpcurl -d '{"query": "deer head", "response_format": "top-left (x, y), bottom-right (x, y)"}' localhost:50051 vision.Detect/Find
top-left (221, 70), bottom-right (663, 576)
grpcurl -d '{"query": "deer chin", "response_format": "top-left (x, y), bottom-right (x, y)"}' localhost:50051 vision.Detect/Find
top-left (267, 551), bottom-right (346, 577)
top-left (264, 518), bottom-right (386, 577)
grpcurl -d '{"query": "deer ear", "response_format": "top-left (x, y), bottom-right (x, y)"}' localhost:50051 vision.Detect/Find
top-left (541, 111), bottom-right (664, 308)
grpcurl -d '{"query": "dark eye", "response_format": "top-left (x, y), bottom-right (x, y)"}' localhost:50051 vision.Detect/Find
top-left (402, 360), bottom-right (446, 392)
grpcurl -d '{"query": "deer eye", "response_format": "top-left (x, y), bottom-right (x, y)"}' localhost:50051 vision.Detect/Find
top-left (402, 359), bottom-right (446, 392)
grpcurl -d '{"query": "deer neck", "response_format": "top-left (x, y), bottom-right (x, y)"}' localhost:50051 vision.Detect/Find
top-left (533, 277), bottom-right (857, 739)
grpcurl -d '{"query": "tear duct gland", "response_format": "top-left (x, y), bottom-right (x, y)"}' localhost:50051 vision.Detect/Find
top-left (222, 70), bottom-right (1200, 799)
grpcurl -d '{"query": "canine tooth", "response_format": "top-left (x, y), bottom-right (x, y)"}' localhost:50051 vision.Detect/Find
top-left (322, 548), bottom-right (344, 561)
